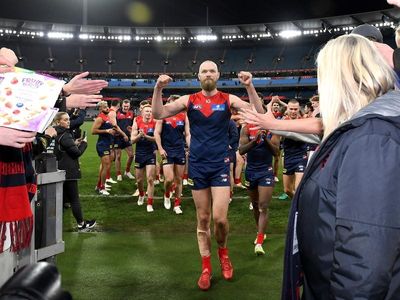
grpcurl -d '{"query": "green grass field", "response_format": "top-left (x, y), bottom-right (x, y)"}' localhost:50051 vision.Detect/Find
top-left (56, 121), bottom-right (291, 300)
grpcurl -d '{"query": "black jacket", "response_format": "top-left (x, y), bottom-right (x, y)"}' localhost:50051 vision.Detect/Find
top-left (54, 126), bottom-right (87, 180)
top-left (282, 90), bottom-right (400, 299)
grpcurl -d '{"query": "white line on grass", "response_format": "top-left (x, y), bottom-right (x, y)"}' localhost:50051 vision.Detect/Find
top-left (80, 194), bottom-right (280, 199)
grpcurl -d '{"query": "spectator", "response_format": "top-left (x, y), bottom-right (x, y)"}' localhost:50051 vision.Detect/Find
top-left (52, 112), bottom-right (96, 232)
top-left (282, 34), bottom-right (400, 299)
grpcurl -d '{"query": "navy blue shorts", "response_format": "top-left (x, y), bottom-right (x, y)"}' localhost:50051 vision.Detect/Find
top-left (189, 160), bottom-right (230, 190)
top-left (114, 137), bottom-right (131, 150)
top-left (162, 154), bottom-right (186, 166)
top-left (135, 153), bottom-right (156, 169)
top-left (96, 143), bottom-right (113, 157)
top-left (228, 149), bottom-right (236, 165)
top-left (283, 154), bottom-right (308, 175)
top-left (245, 166), bottom-right (275, 190)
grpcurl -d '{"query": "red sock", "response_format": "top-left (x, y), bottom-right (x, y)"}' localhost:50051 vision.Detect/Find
top-left (117, 171), bottom-right (122, 176)
top-left (100, 184), bottom-right (105, 190)
top-left (218, 247), bottom-right (229, 258)
top-left (165, 191), bottom-right (170, 198)
top-left (106, 169), bottom-right (111, 179)
top-left (202, 255), bottom-right (212, 273)
top-left (97, 179), bottom-right (102, 188)
top-left (170, 183), bottom-right (176, 192)
top-left (256, 233), bottom-right (265, 245)
top-left (183, 174), bottom-right (188, 180)
top-left (174, 197), bottom-right (181, 207)
top-left (230, 191), bottom-right (233, 198)
top-left (160, 167), bottom-right (164, 175)
top-left (147, 198), bottom-right (153, 205)
top-left (234, 178), bottom-right (241, 184)
top-left (139, 190), bottom-right (145, 197)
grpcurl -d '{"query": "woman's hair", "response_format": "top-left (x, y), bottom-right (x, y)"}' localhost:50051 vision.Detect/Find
top-left (396, 25), bottom-right (400, 48)
top-left (317, 34), bottom-right (396, 137)
top-left (52, 112), bottom-right (68, 126)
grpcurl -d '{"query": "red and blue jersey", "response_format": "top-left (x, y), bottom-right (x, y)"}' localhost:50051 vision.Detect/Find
top-left (135, 116), bottom-right (156, 155)
top-left (187, 91), bottom-right (231, 164)
top-left (161, 112), bottom-right (186, 154)
top-left (246, 124), bottom-right (273, 171)
top-left (282, 117), bottom-right (308, 158)
top-left (97, 112), bottom-right (114, 147)
top-left (117, 109), bottom-right (134, 136)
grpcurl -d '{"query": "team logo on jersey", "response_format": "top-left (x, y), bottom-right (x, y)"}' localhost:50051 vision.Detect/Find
top-left (224, 157), bottom-right (230, 163)
top-left (147, 128), bottom-right (154, 133)
top-left (193, 104), bottom-right (202, 110)
top-left (176, 121), bottom-right (184, 126)
top-left (212, 104), bottom-right (225, 111)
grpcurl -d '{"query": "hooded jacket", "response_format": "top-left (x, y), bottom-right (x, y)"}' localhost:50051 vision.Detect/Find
top-left (282, 90), bottom-right (400, 299)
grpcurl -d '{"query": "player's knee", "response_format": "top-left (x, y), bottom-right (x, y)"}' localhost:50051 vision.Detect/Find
top-left (213, 216), bottom-right (227, 229)
top-left (147, 177), bottom-right (154, 185)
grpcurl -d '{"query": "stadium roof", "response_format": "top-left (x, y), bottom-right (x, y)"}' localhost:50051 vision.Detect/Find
top-left (0, 0), bottom-right (395, 27)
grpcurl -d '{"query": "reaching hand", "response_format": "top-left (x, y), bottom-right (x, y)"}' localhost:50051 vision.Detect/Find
top-left (63, 72), bottom-right (108, 95)
top-left (387, 0), bottom-right (400, 8)
top-left (0, 47), bottom-right (18, 73)
top-left (155, 74), bottom-right (172, 90)
top-left (66, 94), bottom-right (103, 109)
top-left (239, 105), bottom-right (276, 130)
top-left (0, 127), bottom-right (36, 148)
top-left (238, 71), bottom-right (253, 86)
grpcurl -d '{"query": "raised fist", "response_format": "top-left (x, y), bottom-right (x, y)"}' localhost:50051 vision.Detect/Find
top-left (155, 74), bottom-right (172, 89)
top-left (238, 71), bottom-right (253, 86)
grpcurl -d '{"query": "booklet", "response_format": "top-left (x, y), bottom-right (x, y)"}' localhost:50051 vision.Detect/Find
top-left (0, 67), bottom-right (65, 133)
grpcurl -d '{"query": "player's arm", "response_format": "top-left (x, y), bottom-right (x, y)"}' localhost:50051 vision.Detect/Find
top-left (152, 75), bottom-right (188, 119)
top-left (238, 125), bottom-right (256, 155)
top-left (230, 71), bottom-right (264, 113)
top-left (184, 116), bottom-right (191, 149)
top-left (109, 110), bottom-right (128, 140)
top-left (264, 134), bottom-right (280, 156)
top-left (154, 120), bottom-right (167, 158)
top-left (130, 120), bottom-right (143, 144)
top-left (91, 117), bottom-right (114, 135)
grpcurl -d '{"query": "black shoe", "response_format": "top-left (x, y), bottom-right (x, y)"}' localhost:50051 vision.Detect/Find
top-left (78, 220), bottom-right (96, 232)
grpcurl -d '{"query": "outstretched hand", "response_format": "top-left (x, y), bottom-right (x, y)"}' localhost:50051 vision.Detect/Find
top-left (66, 94), bottom-right (103, 109)
top-left (0, 47), bottom-right (18, 73)
top-left (0, 127), bottom-right (37, 148)
top-left (239, 105), bottom-right (276, 130)
top-left (387, 0), bottom-right (400, 8)
top-left (63, 72), bottom-right (108, 95)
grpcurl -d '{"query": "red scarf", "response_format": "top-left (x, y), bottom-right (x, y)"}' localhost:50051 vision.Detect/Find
top-left (0, 143), bottom-right (35, 253)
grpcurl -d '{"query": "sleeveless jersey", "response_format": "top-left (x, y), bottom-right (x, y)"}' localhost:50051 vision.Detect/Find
top-left (282, 116), bottom-right (308, 157)
top-left (117, 109), bottom-right (134, 136)
top-left (161, 112), bottom-right (186, 153)
top-left (97, 112), bottom-right (114, 147)
top-left (187, 91), bottom-right (231, 164)
top-left (135, 117), bottom-right (156, 155)
top-left (246, 124), bottom-right (273, 171)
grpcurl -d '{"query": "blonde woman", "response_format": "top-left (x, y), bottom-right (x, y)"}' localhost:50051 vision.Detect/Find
top-left (53, 112), bottom-right (96, 232)
top-left (282, 35), bottom-right (400, 299)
